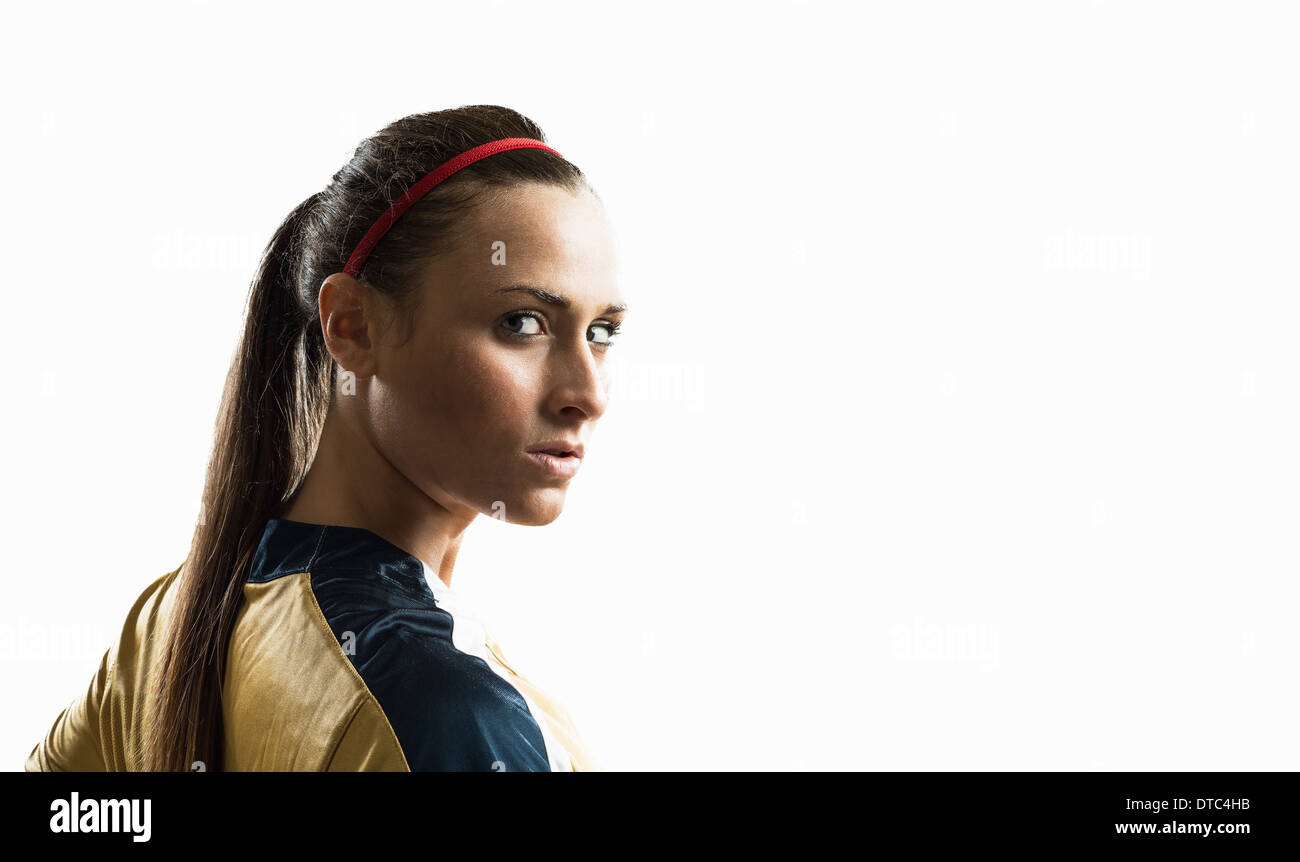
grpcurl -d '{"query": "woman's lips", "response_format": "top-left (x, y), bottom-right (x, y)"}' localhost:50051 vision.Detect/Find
top-left (525, 450), bottom-right (581, 479)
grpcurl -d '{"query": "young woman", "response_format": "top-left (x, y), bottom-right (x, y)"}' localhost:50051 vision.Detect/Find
top-left (25, 106), bottom-right (626, 772)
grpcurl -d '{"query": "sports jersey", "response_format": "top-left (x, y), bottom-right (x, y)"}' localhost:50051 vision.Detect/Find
top-left (25, 517), bottom-right (595, 772)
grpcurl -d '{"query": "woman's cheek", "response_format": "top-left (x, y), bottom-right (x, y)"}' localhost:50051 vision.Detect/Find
top-left (464, 342), bottom-right (537, 410)
top-left (468, 361), bottom-right (533, 435)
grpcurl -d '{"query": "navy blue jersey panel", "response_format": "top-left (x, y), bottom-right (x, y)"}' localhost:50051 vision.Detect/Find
top-left (247, 519), bottom-right (326, 583)
top-left (310, 566), bottom-right (550, 771)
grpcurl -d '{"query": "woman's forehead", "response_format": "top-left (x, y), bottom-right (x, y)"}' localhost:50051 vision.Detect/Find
top-left (429, 186), bottom-right (621, 308)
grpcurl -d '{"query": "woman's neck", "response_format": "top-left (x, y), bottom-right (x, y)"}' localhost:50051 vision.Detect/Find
top-left (280, 404), bottom-right (475, 588)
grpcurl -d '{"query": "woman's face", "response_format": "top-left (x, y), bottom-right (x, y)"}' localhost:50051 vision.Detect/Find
top-left (366, 181), bottom-right (625, 526)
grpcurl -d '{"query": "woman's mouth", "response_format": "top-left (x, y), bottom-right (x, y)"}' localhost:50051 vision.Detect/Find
top-left (525, 450), bottom-right (582, 479)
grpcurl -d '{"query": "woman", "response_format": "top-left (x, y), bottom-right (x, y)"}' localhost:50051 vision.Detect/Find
top-left (25, 106), bottom-right (625, 772)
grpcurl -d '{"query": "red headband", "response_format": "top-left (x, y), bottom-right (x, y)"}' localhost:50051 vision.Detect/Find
top-left (343, 137), bottom-right (564, 277)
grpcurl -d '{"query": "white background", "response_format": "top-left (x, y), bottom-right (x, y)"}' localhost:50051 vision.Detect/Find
top-left (2, 0), bottom-right (1297, 770)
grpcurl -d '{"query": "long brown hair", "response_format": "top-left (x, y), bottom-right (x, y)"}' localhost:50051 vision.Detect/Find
top-left (144, 106), bottom-right (589, 771)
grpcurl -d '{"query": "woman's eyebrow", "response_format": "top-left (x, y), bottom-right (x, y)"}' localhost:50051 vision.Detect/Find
top-left (492, 284), bottom-right (627, 316)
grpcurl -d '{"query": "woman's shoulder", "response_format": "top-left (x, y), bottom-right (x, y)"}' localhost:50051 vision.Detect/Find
top-left (310, 580), bottom-right (558, 772)
top-left (230, 518), bottom-right (565, 770)
top-left (224, 562), bottom-right (552, 771)
top-left (105, 564), bottom-right (185, 705)
top-left (25, 564), bottom-right (186, 771)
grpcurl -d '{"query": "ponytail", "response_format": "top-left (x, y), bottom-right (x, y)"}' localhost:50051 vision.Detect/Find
top-left (142, 193), bottom-right (331, 771)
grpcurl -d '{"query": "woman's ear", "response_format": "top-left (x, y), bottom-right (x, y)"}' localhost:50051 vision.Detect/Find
top-left (317, 273), bottom-right (379, 380)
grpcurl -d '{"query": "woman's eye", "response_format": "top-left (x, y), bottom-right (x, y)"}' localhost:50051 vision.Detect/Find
top-left (589, 322), bottom-right (620, 346)
top-left (501, 312), bottom-right (544, 338)
top-left (501, 312), bottom-right (621, 347)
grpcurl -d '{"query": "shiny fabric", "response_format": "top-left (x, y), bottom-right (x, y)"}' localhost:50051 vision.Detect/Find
top-left (26, 518), bottom-right (596, 771)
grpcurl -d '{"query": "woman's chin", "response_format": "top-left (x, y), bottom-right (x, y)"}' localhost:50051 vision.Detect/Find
top-left (484, 490), bottom-right (566, 525)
